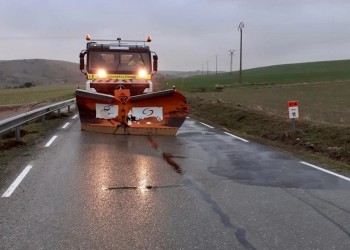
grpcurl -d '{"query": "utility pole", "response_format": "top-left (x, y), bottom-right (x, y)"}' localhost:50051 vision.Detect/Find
top-left (201, 64), bottom-right (203, 75)
top-left (238, 21), bottom-right (244, 83)
top-left (229, 50), bottom-right (235, 74)
top-left (206, 60), bottom-right (209, 75)
top-left (215, 55), bottom-right (218, 75)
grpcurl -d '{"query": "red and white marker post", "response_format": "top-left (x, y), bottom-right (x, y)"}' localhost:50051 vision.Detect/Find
top-left (288, 101), bottom-right (299, 132)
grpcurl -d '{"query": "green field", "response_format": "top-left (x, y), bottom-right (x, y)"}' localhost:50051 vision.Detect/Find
top-left (189, 81), bottom-right (350, 125)
top-left (165, 60), bottom-right (350, 92)
top-left (0, 84), bottom-right (83, 105)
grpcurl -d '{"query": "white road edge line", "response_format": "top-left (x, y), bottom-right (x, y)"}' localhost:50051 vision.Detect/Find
top-left (45, 135), bottom-right (58, 147)
top-left (2, 165), bottom-right (33, 198)
top-left (62, 122), bottom-right (70, 129)
top-left (300, 161), bottom-right (350, 182)
top-left (72, 114), bottom-right (78, 119)
top-left (224, 132), bottom-right (249, 143)
top-left (200, 122), bottom-right (214, 129)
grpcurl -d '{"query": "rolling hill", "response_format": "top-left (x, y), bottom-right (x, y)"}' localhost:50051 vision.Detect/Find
top-left (0, 59), bottom-right (84, 88)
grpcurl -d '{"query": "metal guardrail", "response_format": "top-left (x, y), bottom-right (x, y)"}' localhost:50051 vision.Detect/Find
top-left (0, 98), bottom-right (76, 141)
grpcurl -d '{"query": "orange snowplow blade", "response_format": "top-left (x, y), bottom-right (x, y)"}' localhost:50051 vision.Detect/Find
top-left (75, 89), bottom-right (189, 135)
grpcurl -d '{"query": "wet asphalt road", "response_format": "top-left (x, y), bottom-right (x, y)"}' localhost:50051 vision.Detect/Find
top-left (1, 115), bottom-right (350, 249)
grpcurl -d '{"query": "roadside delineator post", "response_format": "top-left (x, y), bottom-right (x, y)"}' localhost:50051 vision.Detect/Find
top-left (288, 101), bottom-right (299, 133)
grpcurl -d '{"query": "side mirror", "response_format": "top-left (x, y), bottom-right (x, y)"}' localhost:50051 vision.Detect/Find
top-left (153, 55), bottom-right (158, 72)
top-left (79, 51), bottom-right (86, 71)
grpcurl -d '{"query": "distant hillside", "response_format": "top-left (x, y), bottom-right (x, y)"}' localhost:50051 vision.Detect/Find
top-left (240, 59), bottom-right (350, 84)
top-left (158, 70), bottom-right (226, 78)
top-left (165, 59), bottom-right (350, 92)
top-left (0, 59), bottom-right (84, 88)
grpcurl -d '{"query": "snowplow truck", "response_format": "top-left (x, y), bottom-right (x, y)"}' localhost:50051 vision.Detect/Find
top-left (75, 35), bottom-right (189, 135)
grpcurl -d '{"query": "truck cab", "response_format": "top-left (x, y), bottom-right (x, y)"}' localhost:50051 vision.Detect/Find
top-left (79, 37), bottom-right (158, 95)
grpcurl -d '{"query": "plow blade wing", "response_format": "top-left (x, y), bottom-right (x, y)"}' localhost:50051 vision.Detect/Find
top-left (75, 89), bottom-right (189, 135)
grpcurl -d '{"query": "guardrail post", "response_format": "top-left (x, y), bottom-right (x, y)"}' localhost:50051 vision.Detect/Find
top-left (15, 126), bottom-right (21, 141)
top-left (42, 115), bottom-right (45, 125)
top-left (57, 109), bottom-right (61, 117)
top-left (68, 105), bottom-right (71, 113)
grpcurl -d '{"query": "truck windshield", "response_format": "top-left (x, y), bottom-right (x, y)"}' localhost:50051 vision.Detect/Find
top-left (88, 51), bottom-right (151, 74)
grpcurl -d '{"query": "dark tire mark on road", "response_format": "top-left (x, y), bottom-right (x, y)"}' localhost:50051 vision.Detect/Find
top-left (148, 136), bottom-right (158, 150)
top-left (284, 188), bottom-right (350, 238)
top-left (304, 190), bottom-right (350, 215)
top-left (104, 185), bottom-right (182, 191)
top-left (183, 176), bottom-right (256, 250)
top-left (162, 152), bottom-right (183, 174)
top-left (148, 136), bottom-right (184, 174)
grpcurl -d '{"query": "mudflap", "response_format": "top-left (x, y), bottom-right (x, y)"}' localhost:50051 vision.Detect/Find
top-left (75, 89), bottom-right (189, 136)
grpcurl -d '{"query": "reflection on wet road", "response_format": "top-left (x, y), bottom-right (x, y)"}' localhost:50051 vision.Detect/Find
top-left (0, 117), bottom-right (350, 249)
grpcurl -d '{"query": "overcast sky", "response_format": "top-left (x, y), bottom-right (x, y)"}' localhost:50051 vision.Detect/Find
top-left (1, 0), bottom-right (349, 71)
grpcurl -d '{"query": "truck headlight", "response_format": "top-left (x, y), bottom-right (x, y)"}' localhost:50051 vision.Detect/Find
top-left (97, 69), bottom-right (107, 78)
top-left (138, 69), bottom-right (147, 78)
